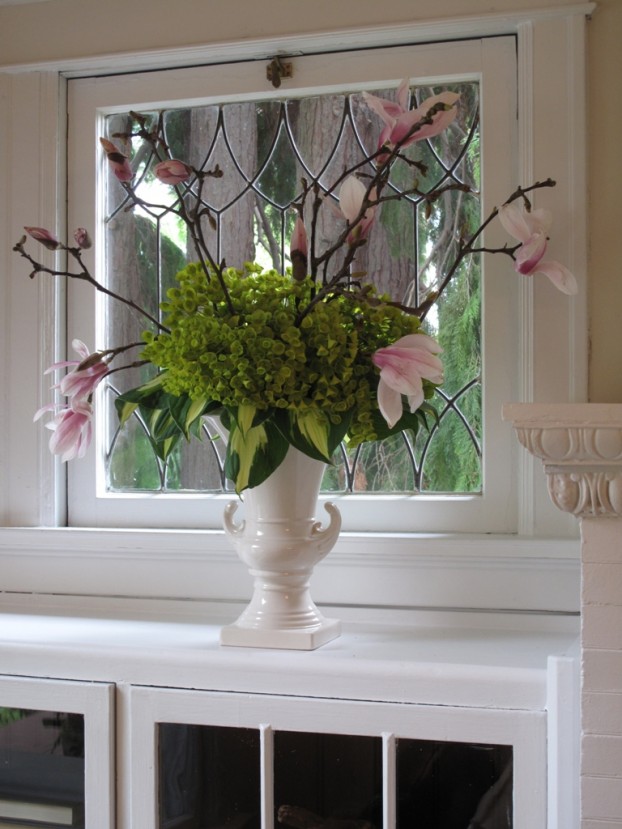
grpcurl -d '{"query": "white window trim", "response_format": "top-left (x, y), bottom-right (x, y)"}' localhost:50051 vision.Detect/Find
top-left (0, 5), bottom-right (592, 612)
top-left (67, 36), bottom-right (517, 534)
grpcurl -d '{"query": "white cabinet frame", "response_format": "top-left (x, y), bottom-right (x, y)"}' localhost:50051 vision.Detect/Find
top-left (0, 675), bottom-right (115, 829)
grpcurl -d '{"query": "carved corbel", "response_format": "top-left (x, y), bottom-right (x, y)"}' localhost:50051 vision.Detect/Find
top-left (503, 404), bottom-right (622, 517)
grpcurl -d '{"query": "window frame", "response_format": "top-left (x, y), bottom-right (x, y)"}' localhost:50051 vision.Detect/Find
top-left (67, 37), bottom-right (516, 533)
top-left (0, 5), bottom-right (590, 611)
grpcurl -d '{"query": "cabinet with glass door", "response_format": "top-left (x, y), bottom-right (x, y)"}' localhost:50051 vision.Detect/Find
top-left (129, 685), bottom-right (546, 829)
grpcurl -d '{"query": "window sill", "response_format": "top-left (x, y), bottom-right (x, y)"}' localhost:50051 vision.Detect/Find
top-left (0, 526), bottom-right (579, 613)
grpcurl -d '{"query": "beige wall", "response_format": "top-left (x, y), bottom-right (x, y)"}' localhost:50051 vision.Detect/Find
top-left (585, 0), bottom-right (622, 403)
top-left (1, 0), bottom-right (620, 402)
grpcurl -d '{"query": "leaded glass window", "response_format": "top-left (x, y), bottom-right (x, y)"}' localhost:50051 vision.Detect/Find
top-left (101, 81), bottom-right (481, 496)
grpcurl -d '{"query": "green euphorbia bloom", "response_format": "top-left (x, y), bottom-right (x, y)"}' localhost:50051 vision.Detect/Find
top-left (117, 262), bottom-right (435, 493)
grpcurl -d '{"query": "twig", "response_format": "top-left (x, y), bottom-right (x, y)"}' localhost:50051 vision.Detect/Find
top-left (14, 241), bottom-right (169, 332)
top-left (416, 178), bottom-right (556, 319)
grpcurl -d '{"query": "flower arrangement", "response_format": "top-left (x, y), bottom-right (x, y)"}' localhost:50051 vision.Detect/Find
top-left (15, 79), bottom-right (577, 494)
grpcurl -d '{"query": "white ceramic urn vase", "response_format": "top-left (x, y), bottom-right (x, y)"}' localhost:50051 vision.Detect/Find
top-left (221, 447), bottom-right (342, 650)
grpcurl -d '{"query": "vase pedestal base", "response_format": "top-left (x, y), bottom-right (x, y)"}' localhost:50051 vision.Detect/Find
top-left (222, 449), bottom-right (343, 650)
top-left (220, 568), bottom-right (341, 650)
top-left (220, 617), bottom-right (341, 650)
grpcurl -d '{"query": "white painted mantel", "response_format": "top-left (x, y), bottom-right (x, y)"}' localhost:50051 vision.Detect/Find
top-left (503, 403), bottom-right (622, 828)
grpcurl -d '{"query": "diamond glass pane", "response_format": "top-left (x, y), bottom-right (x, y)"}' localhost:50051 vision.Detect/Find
top-left (102, 82), bottom-right (480, 494)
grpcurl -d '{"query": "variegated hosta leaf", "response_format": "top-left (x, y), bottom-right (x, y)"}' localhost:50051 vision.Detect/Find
top-left (115, 372), bottom-right (169, 425)
top-left (232, 402), bottom-right (257, 436)
top-left (296, 409), bottom-right (331, 458)
top-left (224, 416), bottom-right (289, 494)
top-left (274, 408), bottom-right (353, 463)
top-left (115, 374), bottom-right (221, 461)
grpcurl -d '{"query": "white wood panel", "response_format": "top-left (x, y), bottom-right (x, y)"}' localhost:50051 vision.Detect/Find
top-left (382, 732), bottom-right (396, 829)
top-left (0, 526), bottom-right (580, 611)
top-left (0, 70), bottom-right (65, 527)
top-left (547, 655), bottom-right (581, 829)
top-left (261, 725), bottom-right (275, 829)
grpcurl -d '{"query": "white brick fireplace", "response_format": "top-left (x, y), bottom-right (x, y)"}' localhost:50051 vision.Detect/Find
top-left (504, 403), bottom-right (622, 827)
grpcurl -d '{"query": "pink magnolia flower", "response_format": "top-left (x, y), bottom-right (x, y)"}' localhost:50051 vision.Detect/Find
top-left (60, 356), bottom-right (109, 400)
top-left (372, 333), bottom-right (444, 428)
top-left (45, 339), bottom-right (110, 404)
top-left (154, 159), bottom-right (193, 185)
top-left (498, 202), bottom-right (578, 295)
top-left (23, 226), bottom-right (61, 250)
top-left (41, 401), bottom-right (94, 462)
top-left (34, 340), bottom-right (109, 461)
top-left (338, 176), bottom-right (377, 243)
top-left (99, 137), bottom-right (133, 182)
top-left (363, 80), bottom-right (460, 163)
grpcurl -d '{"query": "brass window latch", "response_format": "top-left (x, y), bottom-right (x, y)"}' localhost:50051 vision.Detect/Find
top-left (267, 56), bottom-right (293, 88)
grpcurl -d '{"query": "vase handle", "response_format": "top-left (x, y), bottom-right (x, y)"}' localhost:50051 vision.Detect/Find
top-left (310, 501), bottom-right (342, 554)
top-left (223, 500), bottom-right (245, 537)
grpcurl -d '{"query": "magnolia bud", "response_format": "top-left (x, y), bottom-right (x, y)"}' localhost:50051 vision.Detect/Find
top-left (99, 137), bottom-right (133, 182)
top-left (154, 159), bottom-right (193, 185)
top-left (74, 227), bottom-right (92, 249)
top-left (24, 226), bottom-right (61, 250)
top-left (290, 217), bottom-right (308, 282)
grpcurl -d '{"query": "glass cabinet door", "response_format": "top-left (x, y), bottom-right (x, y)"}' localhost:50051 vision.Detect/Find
top-left (0, 676), bottom-right (114, 829)
top-left (0, 707), bottom-right (85, 826)
top-left (131, 688), bottom-right (545, 829)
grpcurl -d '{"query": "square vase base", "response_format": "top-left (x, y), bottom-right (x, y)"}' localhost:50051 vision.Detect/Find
top-left (220, 618), bottom-right (341, 650)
